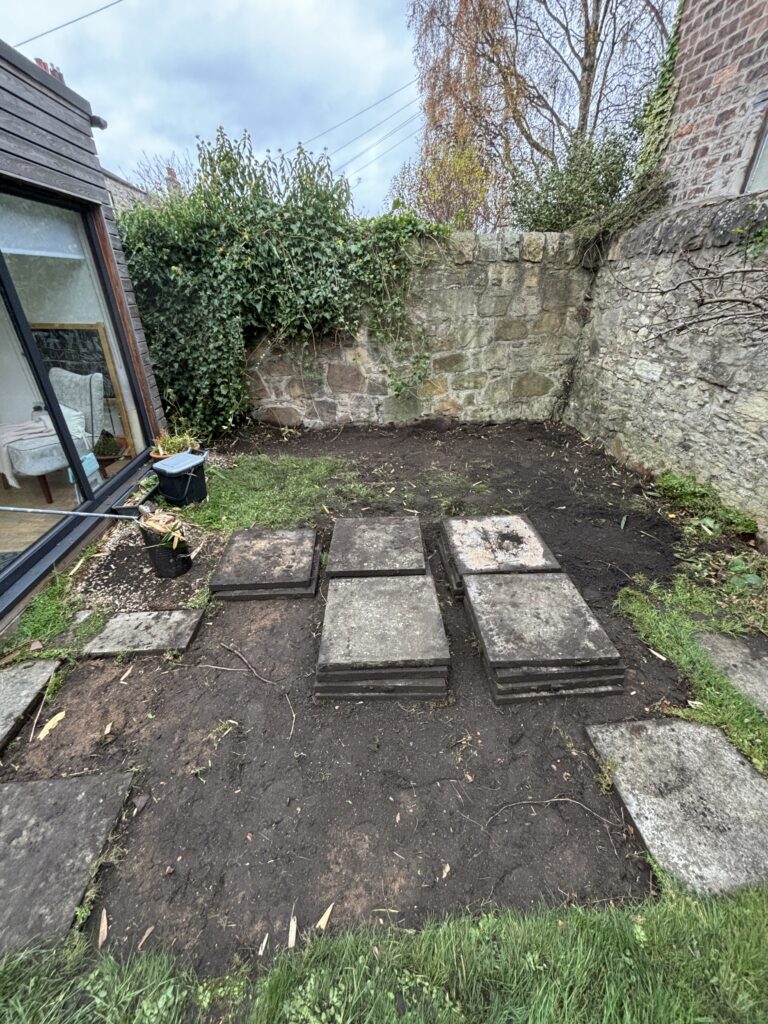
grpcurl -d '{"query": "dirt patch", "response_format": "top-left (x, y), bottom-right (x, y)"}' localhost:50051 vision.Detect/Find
top-left (0, 422), bottom-right (685, 973)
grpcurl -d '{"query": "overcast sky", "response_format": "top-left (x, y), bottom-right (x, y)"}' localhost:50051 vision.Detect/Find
top-left (6, 0), bottom-right (421, 213)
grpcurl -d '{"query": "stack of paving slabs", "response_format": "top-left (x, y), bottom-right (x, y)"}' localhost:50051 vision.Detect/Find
top-left (464, 574), bottom-right (624, 703)
top-left (317, 518), bottom-right (448, 699)
top-left (438, 514), bottom-right (560, 597)
top-left (211, 527), bottom-right (320, 600)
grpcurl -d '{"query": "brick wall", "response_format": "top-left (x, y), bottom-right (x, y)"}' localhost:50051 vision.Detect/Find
top-left (664, 0), bottom-right (768, 206)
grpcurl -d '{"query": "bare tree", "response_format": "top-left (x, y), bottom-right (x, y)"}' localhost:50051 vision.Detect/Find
top-left (409, 0), bottom-right (675, 171)
top-left (133, 151), bottom-right (196, 197)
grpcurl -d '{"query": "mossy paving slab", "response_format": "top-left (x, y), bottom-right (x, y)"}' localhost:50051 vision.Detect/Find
top-left (211, 527), bottom-right (319, 598)
top-left (83, 610), bottom-right (203, 656)
top-left (326, 518), bottom-right (425, 577)
top-left (0, 773), bottom-right (131, 952)
top-left (0, 659), bottom-right (60, 752)
top-left (588, 719), bottom-right (768, 894)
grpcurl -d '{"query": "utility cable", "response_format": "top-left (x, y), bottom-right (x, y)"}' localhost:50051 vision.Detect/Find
top-left (291, 77), bottom-right (417, 151)
top-left (15, 0), bottom-right (128, 46)
top-left (347, 126), bottom-right (423, 179)
top-left (335, 112), bottom-right (423, 172)
top-left (328, 96), bottom-right (420, 157)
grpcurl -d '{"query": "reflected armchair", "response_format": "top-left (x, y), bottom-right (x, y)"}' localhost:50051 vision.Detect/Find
top-left (5, 370), bottom-right (103, 503)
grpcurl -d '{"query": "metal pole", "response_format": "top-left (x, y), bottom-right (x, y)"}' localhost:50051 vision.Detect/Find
top-left (0, 505), bottom-right (140, 522)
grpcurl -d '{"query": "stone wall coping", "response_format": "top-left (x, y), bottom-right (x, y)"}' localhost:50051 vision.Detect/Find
top-left (608, 191), bottom-right (768, 261)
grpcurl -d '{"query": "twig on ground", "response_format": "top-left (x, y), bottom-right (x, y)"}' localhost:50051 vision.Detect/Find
top-left (486, 796), bottom-right (623, 831)
top-left (28, 692), bottom-right (47, 742)
top-left (220, 643), bottom-right (278, 686)
top-left (286, 694), bottom-right (296, 740)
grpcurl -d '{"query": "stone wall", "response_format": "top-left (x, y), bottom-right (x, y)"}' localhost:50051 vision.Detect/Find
top-left (248, 230), bottom-right (590, 428)
top-left (566, 193), bottom-right (768, 522)
top-left (663, 0), bottom-right (768, 206)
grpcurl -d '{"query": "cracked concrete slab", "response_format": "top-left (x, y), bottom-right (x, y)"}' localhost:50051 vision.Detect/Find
top-left (0, 660), bottom-right (60, 751)
top-left (588, 719), bottom-right (768, 893)
top-left (327, 518), bottom-right (425, 577)
top-left (0, 773), bottom-right (131, 952)
top-left (698, 633), bottom-right (768, 717)
top-left (83, 610), bottom-right (203, 656)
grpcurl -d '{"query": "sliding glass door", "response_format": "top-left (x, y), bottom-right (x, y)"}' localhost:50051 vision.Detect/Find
top-left (0, 188), bottom-right (149, 584)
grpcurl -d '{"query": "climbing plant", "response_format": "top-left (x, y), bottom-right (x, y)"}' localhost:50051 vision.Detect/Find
top-left (118, 130), bottom-right (446, 436)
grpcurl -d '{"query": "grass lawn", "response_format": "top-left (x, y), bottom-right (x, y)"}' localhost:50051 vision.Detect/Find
top-left (2, 889), bottom-right (767, 1023)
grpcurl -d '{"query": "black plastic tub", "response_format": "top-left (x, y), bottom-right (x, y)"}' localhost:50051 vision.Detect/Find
top-left (139, 524), bottom-right (192, 579)
top-left (153, 451), bottom-right (207, 507)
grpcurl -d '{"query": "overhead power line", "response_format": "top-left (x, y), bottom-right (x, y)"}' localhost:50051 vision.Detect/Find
top-left (293, 77), bottom-right (417, 151)
top-left (328, 96), bottom-right (420, 157)
top-left (348, 126), bottom-right (423, 180)
top-left (335, 112), bottom-right (423, 172)
top-left (15, 0), bottom-right (128, 47)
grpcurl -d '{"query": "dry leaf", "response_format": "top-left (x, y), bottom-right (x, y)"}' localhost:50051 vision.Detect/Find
top-left (315, 903), bottom-right (334, 931)
top-left (37, 710), bottom-right (65, 742)
top-left (119, 665), bottom-right (133, 685)
top-left (258, 933), bottom-right (269, 956)
top-left (288, 908), bottom-right (297, 949)
top-left (29, 640), bottom-right (43, 651)
top-left (137, 925), bottom-right (155, 950)
top-left (104, 722), bottom-right (113, 736)
top-left (442, 863), bottom-right (451, 880)
top-left (98, 908), bottom-right (108, 949)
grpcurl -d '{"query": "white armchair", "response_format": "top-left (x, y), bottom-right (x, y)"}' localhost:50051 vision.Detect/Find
top-left (5, 371), bottom-right (104, 503)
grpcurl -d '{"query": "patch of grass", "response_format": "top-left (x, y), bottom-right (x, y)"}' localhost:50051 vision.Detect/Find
top-left (616, 576), bottom-right (768, 774)
top-left (176, 455), bottom-right (372, 531)
top-left (186, 586), bottom-right (211, 610)
top-left (653, 471), bottom-right (758, 537)
top-left (0, 573), bottom-right (80, 659)
top-left (2, 891), bottom-right (768, 1023)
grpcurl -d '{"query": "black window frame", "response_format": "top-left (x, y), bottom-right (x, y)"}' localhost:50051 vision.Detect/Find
top-left (0, 178), bottom-right (154, 608)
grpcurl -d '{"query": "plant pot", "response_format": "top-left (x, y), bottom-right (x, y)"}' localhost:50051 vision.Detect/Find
top-left (139, 525), bottom-right (192, 579)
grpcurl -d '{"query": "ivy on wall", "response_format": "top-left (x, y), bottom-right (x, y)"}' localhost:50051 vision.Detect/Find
top-left (118, 131), bottom-right (446, 436)
top-left (635, 1), bottom-right (684, 183)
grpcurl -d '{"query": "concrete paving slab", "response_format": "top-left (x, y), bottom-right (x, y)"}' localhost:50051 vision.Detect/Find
top-left (83, 610), bottom-right (203, 656)
top-left (327, 518), bottom-right (425, 577)
top-left (588, 719), bottom-right (768, 893)
top-left (698, 633), bottom-right (768, 717)
top-left (318, 576), bottom-right (449, 671)
top-left (211, 528), bottom-right (318, 595)
top-left (464, 574), bottom-right (621, 668)
top-left (0, 660), bottom-right (60, 751)
top-left (0, 773), bottom-right (131, 952)
top-left (442, 515), bottom-right (560, 578)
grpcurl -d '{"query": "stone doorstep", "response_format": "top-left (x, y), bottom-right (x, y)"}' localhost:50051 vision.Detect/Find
top-left (0, 659), bottom-right (61, 752)
top-left (326, 518), bottom-right (426, 578)
top-left (211, 528), bottom-right (318, 591)
top-left (588, 719), bottom-right (768, 894)
top-left (0, 773), bottom-right (132, 953)
top-left (83, 610), bottom-right (204, 657)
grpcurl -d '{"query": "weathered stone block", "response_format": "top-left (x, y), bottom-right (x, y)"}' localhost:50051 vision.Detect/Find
top-left (477, 290), bottom-right (512, 317)
top-left (259, 405), bottom-right (303, 427)
top-left (327, 362), bottom-right (365, 393)
top-left (380, 394), bottom-right (422, 423)
top-left (513, 371), bottom-right (555, 398)
top-left (432, 352), bottom-right (468, 373)
top-left (521, 233), bottom-right (546, 262)
top-left (494, 318), bottom-right (529, 342)
top-left (449, 371), bottom-right (487, 392)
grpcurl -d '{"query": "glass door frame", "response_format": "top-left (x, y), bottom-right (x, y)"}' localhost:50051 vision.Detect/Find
top-left (0, 178), bottom-right (155, 598)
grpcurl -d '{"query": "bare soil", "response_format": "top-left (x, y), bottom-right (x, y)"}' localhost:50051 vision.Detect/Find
top-left (0, 422), bottom-right (685, 973)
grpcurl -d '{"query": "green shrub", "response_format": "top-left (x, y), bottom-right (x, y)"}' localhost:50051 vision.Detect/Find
top-left (119, 131), bottom-right (445, 437)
